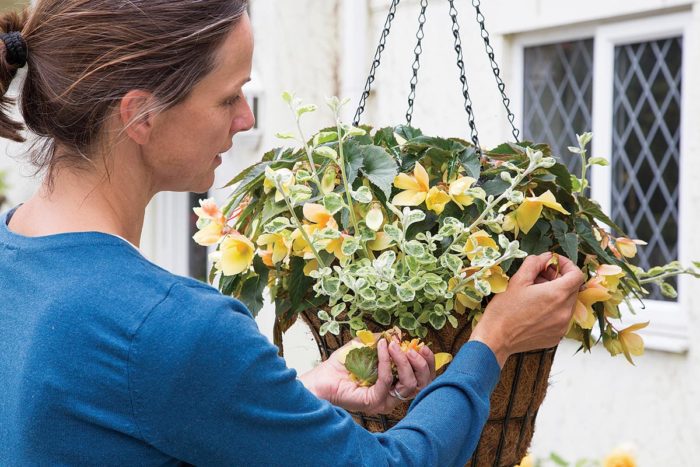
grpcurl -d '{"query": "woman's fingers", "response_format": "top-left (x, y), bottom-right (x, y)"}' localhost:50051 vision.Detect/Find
top-left (419, 345), bottom-right (436, 381)
top-left (373, 339), bottom-right (393, 396)
top-left (388, 340), bottom-right (418, 396)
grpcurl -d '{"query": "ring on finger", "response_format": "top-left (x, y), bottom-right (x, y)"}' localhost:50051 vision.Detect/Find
top-left (389, 387), bottom-right (413, 402)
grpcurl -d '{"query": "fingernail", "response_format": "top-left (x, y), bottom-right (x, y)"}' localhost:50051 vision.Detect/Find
top-left (409, 350), bottom-right (418, 358)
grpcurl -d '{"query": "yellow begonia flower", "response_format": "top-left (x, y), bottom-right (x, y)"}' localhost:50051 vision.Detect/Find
top-left (503, 190), bottom-right (570, 236)
top-left (515, 454), bottom-right (535, 467)
top-left (368, 231), bottom-right (393, 251)
top-left (303, 203), bottom-right (339, 230)
top-left (464, 265), bottom-right (509, 294)
top-left (614, 237), bottom-right (646, 259)
top-left (357, 330), bottom-right (377, 346)
top-left (463, 230), bottom-right (499, 261)
top-left (448, 176), bottom-right (477, 208)
top-left (192, 198), bottom-right (227, 246)
top-left (618, 321), bottom-right (649, 364)
top-left (448, 278), bottom-right (481, 314)
top-left (574, 278), bottom-right (610, 329)
top-left (256, 232), bottom-right (291, 265)
top-left (425, 186), bottom-right (451, 214)
top-left (323, 233), bottom-right (350, 261)
top-left (193, 222), bottom-right (224, 247)
top-left (434, 353), bottom-right (453, 371)
top-left (603, 446), bottom-right (637, 467)
top-left (597, 264), bottom-right (626, 292)
top-left (260, 250), bottom-right (275, 268)
top-left (291, 226), bottom-right (317, 259)
top-left (392, 161), bottom-right (430, 206)
top-left (219, 233), bottom-right (255, 276)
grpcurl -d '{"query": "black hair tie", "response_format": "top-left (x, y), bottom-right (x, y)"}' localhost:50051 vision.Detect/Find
top-left (1, 31), bottom-right (27, 68)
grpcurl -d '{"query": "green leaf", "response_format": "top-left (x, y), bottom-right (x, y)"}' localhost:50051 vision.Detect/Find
top-left (341, 236), bottom-right (361, 256)
top-left (428, 313), bottom-right (447, 330)
top-left (264, 217), bottom-right (292, 234)
top-left (296, 104), bottom-right (317, 117)
top-left (660, 282), bottom-right (678, 299)
top-left (321, 276), bottom-right (341, 295)
top-left (396, 284), bottom-right (416, 302)
top-left (289, 256), bottom-right (313, 308)
top-left (551, 219), bottom-right (579, 261)
top-left (342, 140), bottom-right (365, 185)
top-left (238, 257), bottom-right (269, 317)
top-left (288, 185), bottom-right (312, 205)
top-left (323, 193), bottom-right (345, 215)
top-left (447, 314), bottom-right (459, 328)
top-left (577, 196), bottom-right (626, 234)
top-left (223, 160), bottom-right (272, 189)
top-left (402, 209), bottom-right (426, 229)
top-left (520, 220), bottom-right (553, 255)
top-left (588, 156), bottom-right (609, 166)
top-left (440, 254), bottom-right (463, 274)
top-left (549, 452), bottom-right (570, 466)
top-left (404, 240), bottom-right (425, 257)
top-left (482, 178), bottom-right (510, 197)
top-left (344, 346), bottom-right (379, 386)
top-left (383, 224), bottom-right (403, 243)
top-left (359, 145), bottom-right (399, 198)
top-left (314, 131), bottom-right (338, 146)
top-left (318, 310), bottom-right (331, 321)
top-left (351, 186), bottom-right (373, 204)
top-left (399, 314), bottom-right (418, 330)
top-left (275, 131), bottom-right (296, 140)
top-left (314, 146), bottom-right (338, 161)
top-left (547, 162), bottom-right (574, 193)
top-left (373, 308), bottom-right (392, 325)
top-left (458, 146), bottom-right (481, 179)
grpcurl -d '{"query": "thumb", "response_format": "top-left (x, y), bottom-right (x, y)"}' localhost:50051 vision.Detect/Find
top-left (510, 252), bottom-right (553, 286)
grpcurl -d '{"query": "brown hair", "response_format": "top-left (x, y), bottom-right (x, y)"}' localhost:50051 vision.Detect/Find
top-left (0, 0), bottom-right (248, 184)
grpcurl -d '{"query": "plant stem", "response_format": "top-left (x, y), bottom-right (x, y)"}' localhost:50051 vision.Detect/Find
top-left (335, 122), bottom-right (373, 259)
top-left (638, 271), bottom-right (680, 285)
top-left (275, 180), bottom-right (326, 268)
top-left (295, 120), bottom-right (324, 188)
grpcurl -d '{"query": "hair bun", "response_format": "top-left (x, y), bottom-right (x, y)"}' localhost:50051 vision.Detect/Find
top-left (2, 31), bottom-right (27, 68)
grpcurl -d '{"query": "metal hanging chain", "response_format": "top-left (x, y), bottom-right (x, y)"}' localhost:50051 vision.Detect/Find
top-left (353, 0), bottom-right (401, 127)
top-left (471, 0), bottom-right (520, 142)
top-left (405, 0), bottom-right (429, 126)
top-left (447, 0), bottom-right (481, 154)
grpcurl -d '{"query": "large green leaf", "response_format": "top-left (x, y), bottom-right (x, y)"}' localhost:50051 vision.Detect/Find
top-left (359, 145), bottom-right (399, 199)
top-left (547, 162), bottom-right (573, 193)
top-left (458, 146), bottom-right (481, 179)
top-left (238, 256), bottom-right (269, 317)
top-left (551, 219), bottom-right (579, 261)
top-left (289, 256), bottom-right (314, 309)
top-left (520, 220), bottom-right (553, 254)
top-left (342, 140), bottom-right (365, 185)
top-left (344, 346), bottom-right (379, 386)
top-left (577, 196), bottom-right (626, 234)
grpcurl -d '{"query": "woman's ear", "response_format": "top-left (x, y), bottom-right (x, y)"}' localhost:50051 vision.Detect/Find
top-left (119, 90), bottom-right (157, 145)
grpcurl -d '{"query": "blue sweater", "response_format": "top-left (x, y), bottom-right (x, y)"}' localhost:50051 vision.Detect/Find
top-left (0, 206), bottom-right (500, 466)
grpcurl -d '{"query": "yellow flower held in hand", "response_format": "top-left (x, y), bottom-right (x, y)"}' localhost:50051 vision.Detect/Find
top-left (219, 233), bottom-right (256, 276)
top-left (503, 190), bottom-right (570, 236)
top-left (464, 265), bottom-right (510, 294)
top-left (392, 161), bottom-right (430, 206)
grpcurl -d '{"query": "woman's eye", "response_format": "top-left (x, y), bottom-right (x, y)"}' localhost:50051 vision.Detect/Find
top-left (224, 96), bottom-right (241, 106)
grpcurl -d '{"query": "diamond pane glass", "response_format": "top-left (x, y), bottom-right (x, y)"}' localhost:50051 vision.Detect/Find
top-left (523, 39), bottom-right (594, 177)
top-left (612, 37), bottom-right (682, 301)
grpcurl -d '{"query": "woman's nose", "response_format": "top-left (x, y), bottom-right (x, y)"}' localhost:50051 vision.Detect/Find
top-left (231, 98), bottom-right (256, 135)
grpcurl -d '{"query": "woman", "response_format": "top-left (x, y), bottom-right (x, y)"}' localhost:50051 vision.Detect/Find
top-left (0, 1), bottom-right (583, 465)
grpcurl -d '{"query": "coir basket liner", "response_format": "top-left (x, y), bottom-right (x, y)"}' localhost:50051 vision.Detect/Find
top-left (300, 311), bottom-right (557, 467)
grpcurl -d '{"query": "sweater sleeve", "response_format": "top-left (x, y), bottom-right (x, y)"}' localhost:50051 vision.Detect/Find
top-left (128, 283), bottom-right (500, 467)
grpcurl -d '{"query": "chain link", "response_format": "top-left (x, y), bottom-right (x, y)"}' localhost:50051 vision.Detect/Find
top-left (405, 0), bottom-right (429, 126)
top-left (353, 0), bottom-right (401, 127)
top-left (472, 0), bottom-right (520, 142)
top-left (447, 0), bottom-right (480, 154)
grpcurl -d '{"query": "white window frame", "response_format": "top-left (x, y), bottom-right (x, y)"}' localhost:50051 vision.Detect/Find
top-left (512, 11), bottom-right (692, 354)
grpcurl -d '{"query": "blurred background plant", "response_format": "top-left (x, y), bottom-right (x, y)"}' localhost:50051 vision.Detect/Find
top-left (0, 170), bottom-right (8, 209)
top-left (516, 443), bottom-right (637, 467)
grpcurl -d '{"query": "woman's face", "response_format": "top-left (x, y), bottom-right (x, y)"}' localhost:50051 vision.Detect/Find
top-left (145, 13), bottom-right (255, 194)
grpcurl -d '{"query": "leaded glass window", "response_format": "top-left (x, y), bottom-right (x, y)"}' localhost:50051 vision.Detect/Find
top-left (523, 39), bottom-right (594, 175)
top-left (612, 37), bottom-right (682, 301)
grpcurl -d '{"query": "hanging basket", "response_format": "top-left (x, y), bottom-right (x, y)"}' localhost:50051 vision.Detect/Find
top-left (299, 310), bottom-right (556, 467)
top-left (301, 2), bottom-right (553, 464)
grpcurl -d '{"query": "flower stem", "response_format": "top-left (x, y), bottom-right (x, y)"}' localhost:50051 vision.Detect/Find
top-left (296, 119), bottom-right (324, 188)
top-left (276, 180), bottom-right (326, 268)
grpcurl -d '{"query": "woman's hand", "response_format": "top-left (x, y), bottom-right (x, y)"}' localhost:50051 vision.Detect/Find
top-left (470, 252), bottom-right (584, 367)
top-left (298, 337), bottom-right (436, 415)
